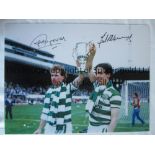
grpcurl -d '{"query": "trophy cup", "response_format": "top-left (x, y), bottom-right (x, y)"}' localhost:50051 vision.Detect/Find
top-left (72, 42), bottom-right (89, 73)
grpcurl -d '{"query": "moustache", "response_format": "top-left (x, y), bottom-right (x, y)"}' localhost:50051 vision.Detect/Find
top-left (51, 79), bottom-right (60, 85)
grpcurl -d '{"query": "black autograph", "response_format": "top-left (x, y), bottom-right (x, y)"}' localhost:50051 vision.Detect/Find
top-left (30, 34), bottom-right (66, 49)
top-left (98, 32), bottom-right (133, 48)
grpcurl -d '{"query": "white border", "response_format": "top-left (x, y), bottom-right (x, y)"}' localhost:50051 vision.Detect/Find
top-left (0, 0), bottom-right (155, 19)
top-left (0, 0), bottom-right (155, 152)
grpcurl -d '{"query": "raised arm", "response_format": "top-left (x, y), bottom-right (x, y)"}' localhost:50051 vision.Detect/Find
top-left (88, 70), bottom-right (96, 83)
top-left (72, 42), bottom-right (97, 87)
top-left (86, 43), bottom-right (96, 82)
top-left (72, 73), bottom-right (84, 88)
top-left (69, 58), bottom-right (84, 89)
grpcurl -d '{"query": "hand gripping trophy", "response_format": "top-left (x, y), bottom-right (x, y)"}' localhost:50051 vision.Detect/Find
top-left (72, 42), bottom-right (96, 74)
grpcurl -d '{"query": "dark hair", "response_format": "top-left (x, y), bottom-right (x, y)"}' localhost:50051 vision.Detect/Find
top-left (134, 92), bottom-right (138, 97)
top-left (50, 64), bottom-right (67, 81)
top-left (94, 63), bottom-right (113, 76)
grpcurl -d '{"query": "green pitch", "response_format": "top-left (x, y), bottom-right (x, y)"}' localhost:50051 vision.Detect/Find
top-left (5, 103), bottom-right (149, 134)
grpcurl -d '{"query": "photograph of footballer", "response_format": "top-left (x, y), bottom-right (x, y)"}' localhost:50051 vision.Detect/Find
top-left (85, 43), bottom-right (121, 133)
top-left (3, 20), bottom-right (150, 134)
top-left (34, 64), bottom-right (84, 134)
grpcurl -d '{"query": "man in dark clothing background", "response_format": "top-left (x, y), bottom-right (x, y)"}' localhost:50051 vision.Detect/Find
top-left (5, 96), bottom-right (13, 120)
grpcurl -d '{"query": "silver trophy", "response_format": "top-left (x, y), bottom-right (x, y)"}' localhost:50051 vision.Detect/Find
top-left (72, 42), bottom-right (90, 73)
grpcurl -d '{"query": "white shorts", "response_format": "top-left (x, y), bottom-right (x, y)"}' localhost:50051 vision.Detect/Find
top-left (87, 124), bottom-right (108, 134)
top-left (44, 123), bottom-right (72, 134)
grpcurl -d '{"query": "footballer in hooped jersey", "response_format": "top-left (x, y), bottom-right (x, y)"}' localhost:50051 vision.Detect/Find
top-left (34, 63), bottom-right (84, 134)
top-left (85, 43), bottom-right (122, 133)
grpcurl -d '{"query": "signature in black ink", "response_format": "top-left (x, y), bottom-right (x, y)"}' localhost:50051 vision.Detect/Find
top-left (98, 32), bottom-right (133, 48)
top-left (30, 34), bottom-right (66, 49)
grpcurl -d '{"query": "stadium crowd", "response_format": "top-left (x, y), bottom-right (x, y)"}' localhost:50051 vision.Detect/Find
top-left (5, 82), bottom-right (90, 105)
top-left (5, 82), bottom-right (47, 104)
top-left (5, 81), bottom-right (149, 105)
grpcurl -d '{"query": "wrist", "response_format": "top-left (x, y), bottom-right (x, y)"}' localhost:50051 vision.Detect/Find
top-left (38, 127), bottom-right (43, 132)
top-left (37, 128), bottom-right (42, 132)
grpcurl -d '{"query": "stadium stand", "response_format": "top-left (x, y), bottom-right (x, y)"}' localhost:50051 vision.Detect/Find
top-left (5, 38), bottom-right (77, 74)
top-left (5, 82), bottom-right (47, 104)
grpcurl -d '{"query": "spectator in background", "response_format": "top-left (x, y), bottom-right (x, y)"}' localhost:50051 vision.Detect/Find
top-left (132, 92), bottom-right (145, 126)
top-left (5, 82), bottom-right (47, 104)
top-left (5, 96), bottom-right (13, 120)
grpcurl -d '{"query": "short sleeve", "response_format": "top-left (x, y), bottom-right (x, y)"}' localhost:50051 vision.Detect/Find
top-left (110, 91), bottom-right (122, 109)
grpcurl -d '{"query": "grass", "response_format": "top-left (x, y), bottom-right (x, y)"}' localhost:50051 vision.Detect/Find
top-left (5, 103), bottom-right (149, 134)
top-left (5, 105), bottom-right (42, 134)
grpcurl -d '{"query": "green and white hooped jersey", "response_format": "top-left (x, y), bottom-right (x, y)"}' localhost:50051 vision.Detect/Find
top-left (41, 83), bottom-right (77, 127)
top-left (89, 81), bottom-right (122, 126)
